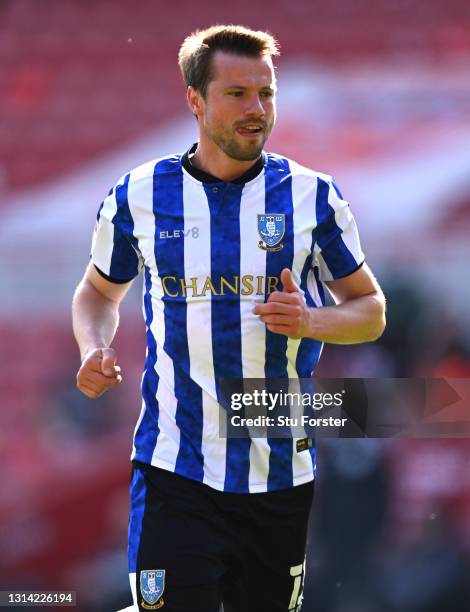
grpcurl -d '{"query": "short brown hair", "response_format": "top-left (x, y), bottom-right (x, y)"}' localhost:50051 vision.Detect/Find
top-left (178, 25), bottom-right (280, 98)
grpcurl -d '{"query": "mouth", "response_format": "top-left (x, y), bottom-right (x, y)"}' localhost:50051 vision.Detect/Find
top-left (236, 124), bottom-right (264, 138)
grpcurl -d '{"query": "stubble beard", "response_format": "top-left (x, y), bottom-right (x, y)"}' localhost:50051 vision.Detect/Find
top-left (207, 122), bottom-right (272, 162)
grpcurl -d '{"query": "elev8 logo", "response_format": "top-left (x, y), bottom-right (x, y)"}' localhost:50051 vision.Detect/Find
top-left (159, 227), bottom-right (199, 239)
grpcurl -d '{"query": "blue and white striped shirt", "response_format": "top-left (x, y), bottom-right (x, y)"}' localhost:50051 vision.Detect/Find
top-left (91, 146), bottom-right (364, 493)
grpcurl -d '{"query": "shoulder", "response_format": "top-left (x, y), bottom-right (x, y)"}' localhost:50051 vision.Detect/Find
top-left (264, 152), bottom-right (333, 184)
top-left (102, 154), bottom-right (183, 217)
top-left (124, 153), bottom-right (183, 186)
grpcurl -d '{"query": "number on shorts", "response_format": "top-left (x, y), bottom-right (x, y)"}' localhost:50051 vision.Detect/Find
top-left (288, 562), bottom-right (305, 611)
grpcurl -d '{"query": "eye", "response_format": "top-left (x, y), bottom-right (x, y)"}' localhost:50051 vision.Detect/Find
top-left (227, 91), bottom-right (243, 97)
top-left (260, 90), bottom-right (274, 98)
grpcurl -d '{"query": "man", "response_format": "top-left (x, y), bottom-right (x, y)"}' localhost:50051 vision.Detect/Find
top-left (72, 25), bottom-right (385, 612)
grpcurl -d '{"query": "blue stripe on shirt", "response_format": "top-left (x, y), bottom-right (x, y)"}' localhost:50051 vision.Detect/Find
top-left (153, 157), bottom-right (204, 482)
top-left (110, 173), bottom-right (141, 280)
top-left (204, 182), bottom-right (250, 493)
top-left (295, 254), bottom-right (323, 377)
top-left (264, 155), bottom-right (295, 491)
top-left (133, 265), bottom-right (161, 463)
top-left (296, 256), bottom-right (319, 476)
top-left (314, 178), bottom-right (358, 278)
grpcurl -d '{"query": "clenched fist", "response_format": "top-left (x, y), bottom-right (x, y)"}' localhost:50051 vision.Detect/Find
top-left (76, 347), bottom-right (122, 399)
top-left (253, 268), bottom-right (313, 339)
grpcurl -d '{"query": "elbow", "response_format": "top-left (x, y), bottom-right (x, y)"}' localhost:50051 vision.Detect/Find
top-left (368, 295), bottom-right (387, 342)
top-left (369, 314), bottom-right (386, 341)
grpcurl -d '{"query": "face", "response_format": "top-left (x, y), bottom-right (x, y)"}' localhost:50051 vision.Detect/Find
top-left (192, 51), bottom-right (277, 161)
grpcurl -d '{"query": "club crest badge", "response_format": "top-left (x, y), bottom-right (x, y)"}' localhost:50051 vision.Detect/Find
top-left (140, 570), bottom-right (165, 609)
top-left (257, 214), bottom-right (285, 252)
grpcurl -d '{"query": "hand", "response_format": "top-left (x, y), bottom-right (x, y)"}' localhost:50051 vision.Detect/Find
top-left (253, 269), bottom-right (312, 339)
top-left (76, 347), bottom-right (122, 399)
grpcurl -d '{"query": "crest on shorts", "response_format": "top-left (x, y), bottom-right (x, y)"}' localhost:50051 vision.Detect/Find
top-left (258, 214), bottom-right (285, 252)
top-left (140, 570), bottom-right (165, 609)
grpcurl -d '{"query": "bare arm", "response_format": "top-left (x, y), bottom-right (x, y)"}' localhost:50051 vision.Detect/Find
top-left (72, 263), bottom-right (133, 398)
top-left (253, 264), bottom-right (386, 344)
top-left (309, 263), bottom-right (386, 343)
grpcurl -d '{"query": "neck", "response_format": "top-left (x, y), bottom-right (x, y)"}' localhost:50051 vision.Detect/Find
top-left (191, 138), bottom-right (260, 183)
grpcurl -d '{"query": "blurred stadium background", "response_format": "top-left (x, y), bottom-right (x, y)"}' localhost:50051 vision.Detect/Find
top-left (1, 1), bottom-right (470, 610)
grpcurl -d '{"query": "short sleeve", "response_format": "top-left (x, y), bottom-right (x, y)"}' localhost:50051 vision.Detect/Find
top-left (313, 178), bottom-right (365, 281)
top-left (90, 173), bottom-right (143, 283)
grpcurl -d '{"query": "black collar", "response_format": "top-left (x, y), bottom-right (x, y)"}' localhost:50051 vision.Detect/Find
top-left (182, 143), bottom-right (265, 184)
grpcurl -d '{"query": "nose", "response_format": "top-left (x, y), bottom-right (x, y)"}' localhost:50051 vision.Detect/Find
top-left (244, 94), bottom-right (265, 117)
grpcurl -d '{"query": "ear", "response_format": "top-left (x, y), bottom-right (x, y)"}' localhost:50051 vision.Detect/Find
top-left (187, 86), bottom-right (204, 120)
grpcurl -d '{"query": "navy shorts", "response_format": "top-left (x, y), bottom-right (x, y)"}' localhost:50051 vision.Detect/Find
top-left (128, 461), bottom-right (314, 612)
